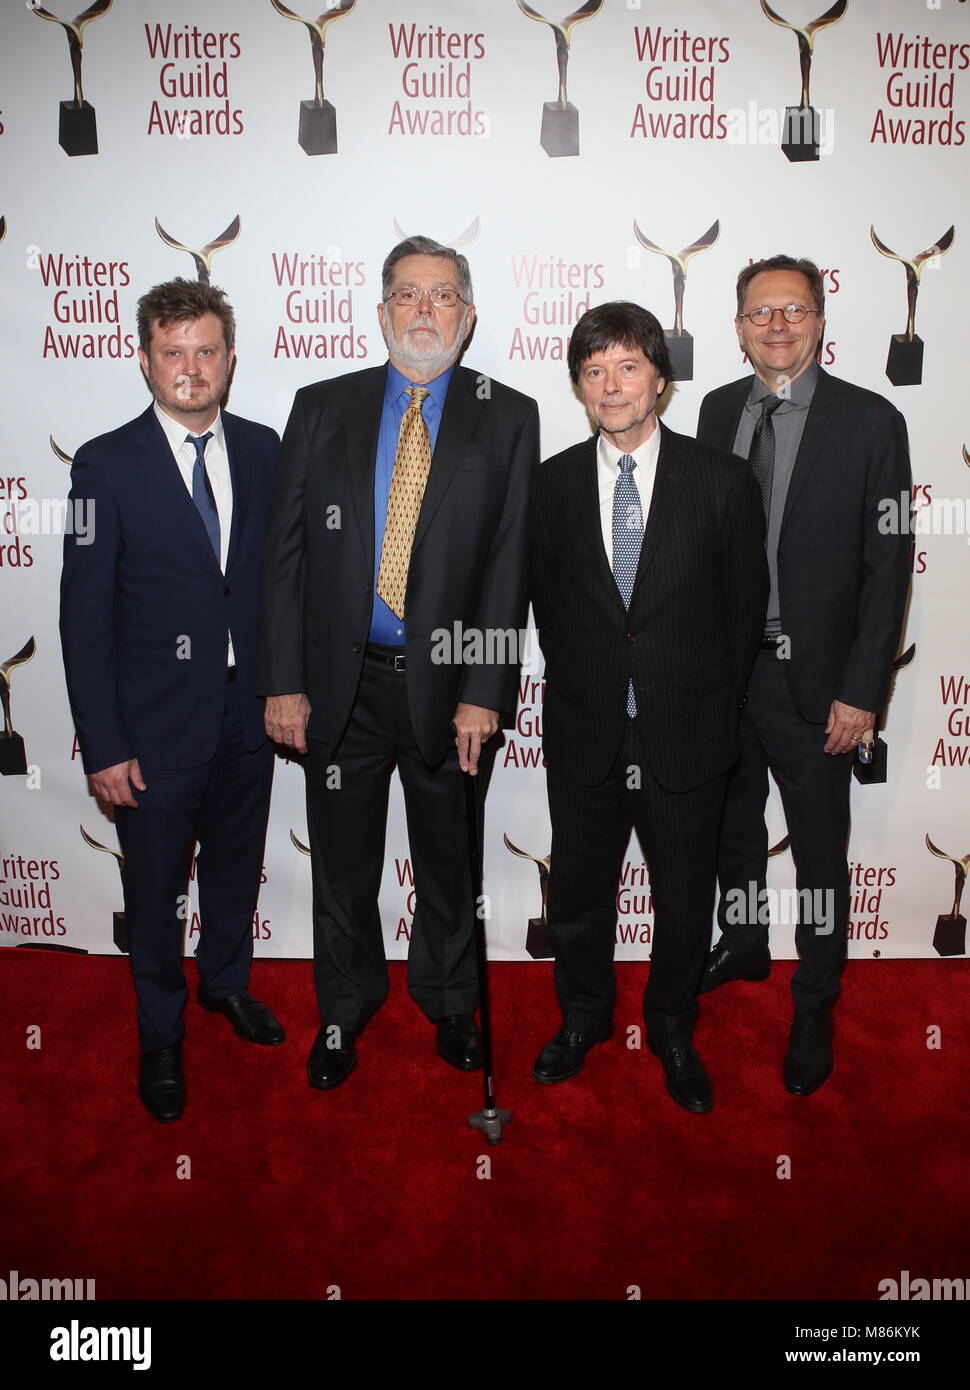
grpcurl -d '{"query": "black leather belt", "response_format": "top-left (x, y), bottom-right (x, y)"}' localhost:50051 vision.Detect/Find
top-left (226, 666), bottom-right (237, 682)
top-left (366, 643), bottom-right (406, 672)
top-left (759, 636), bottom-right (784, 650)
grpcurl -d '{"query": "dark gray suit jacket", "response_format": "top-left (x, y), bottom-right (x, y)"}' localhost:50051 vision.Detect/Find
top-left (258, 363), bottom-right (540, 766)
top-left (697, 368), bottom-right (911, 722)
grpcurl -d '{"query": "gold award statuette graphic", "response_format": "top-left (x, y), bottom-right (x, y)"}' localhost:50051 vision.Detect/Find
top-left (504, 835), bottom-right (553, 959)
top-left (515, 0), bottom-right (604, 158)
top-left (632, 219), bottom-right (720, 382)
top-left (155, 215), bottom-right (241, 285)
top-left (271, 0), bottom-right (357, 156)
top-left (760, 0), bottom-right (847, 163)
top-left (870, 225), bottom-right (955, 387)
top-left (29, 0), bottom-right (113, 158)
top-left (925, 836), bottom-right (968, 958)
top-left (80, 824), bottom-right (127, 953)
top-left (1, 637), bottom-right (37, 775)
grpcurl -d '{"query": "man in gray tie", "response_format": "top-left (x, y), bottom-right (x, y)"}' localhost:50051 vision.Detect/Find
top-left (529, 301), bottom-right (767, 1112)
top-left (697, 256), bottom-right (911, 1095)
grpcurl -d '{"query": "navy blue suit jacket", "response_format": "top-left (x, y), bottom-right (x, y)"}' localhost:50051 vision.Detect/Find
top-left (61, 405), bottom-right (280, 775)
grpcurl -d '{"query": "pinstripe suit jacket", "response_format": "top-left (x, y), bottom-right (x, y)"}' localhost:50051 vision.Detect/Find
top-left (530, 421), bottom-right (768, 791)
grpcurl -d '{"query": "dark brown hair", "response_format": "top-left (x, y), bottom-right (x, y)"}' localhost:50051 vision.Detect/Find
top-left (567, 301), bottom-right (673, 387)
top-left (137, 278), bottom-right (236, 352)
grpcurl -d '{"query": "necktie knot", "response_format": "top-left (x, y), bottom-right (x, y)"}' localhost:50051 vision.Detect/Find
top-left (617, 452), bottom-right (637, 475)
top-left (760, 395), bottom-right (782, 420)
top-left (406, 386), bottom-right (429, 413)
top-left (187, 430), bottom-right (213, 461)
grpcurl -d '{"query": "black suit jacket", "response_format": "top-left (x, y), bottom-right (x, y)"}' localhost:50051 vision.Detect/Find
top-left (61, 406), bottom-right (279, 774)
top-left (697, 368), bottom-right (912, 722)
top-left (258, 363), bottom-right (540, 766)
top-left (531, 421), bottom-right (769, 792)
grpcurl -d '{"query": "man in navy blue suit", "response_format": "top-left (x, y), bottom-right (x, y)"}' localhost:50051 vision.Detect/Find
top-left (61, 279), bottom-right (283, 1123)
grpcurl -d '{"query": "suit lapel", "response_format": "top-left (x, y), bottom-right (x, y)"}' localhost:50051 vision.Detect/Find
top-left (134, 409), bottom-right (222, 574)
top-left (631, 421), bottom-right (686, 597)
top-left (576, 436), bottom-right (624, 611)
top-left (222, 412), bottom-right (248, 574)
top-left (344, 366), bottom-right (386, 573)
top-left (779, 368), bottom-right (836, 538)
top-left (412, 367), bottom-right (480, 553)
top-left (707, 379), bottom-right (749, 453)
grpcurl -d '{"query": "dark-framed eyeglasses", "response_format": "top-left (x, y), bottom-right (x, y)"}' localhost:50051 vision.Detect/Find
top-left (738, 305), bottom-right (821, 326)
top-left (383, 287), bottom-right (467, 308)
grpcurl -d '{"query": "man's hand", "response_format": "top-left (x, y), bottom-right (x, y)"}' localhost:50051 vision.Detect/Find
top-left (824, 700), bottom-right (876, 756)
top-left (452, 702), bottom-right (499, 775)
top-left (90, 759), bottom-right (146, 808)
top-left (265, 692), bottom-right (311, 754)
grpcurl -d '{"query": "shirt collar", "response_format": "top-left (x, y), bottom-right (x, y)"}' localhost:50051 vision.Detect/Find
top-left (153, 400), bottom-right (225, 453)
top-left (385, 361), bottom-right (453, 414)
top-left (597, 420), bottom-right (662, 474)
top-left (748, 361), bottom-right (819, 410)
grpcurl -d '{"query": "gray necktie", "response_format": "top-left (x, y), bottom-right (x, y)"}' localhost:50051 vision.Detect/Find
top-left (612, 453), bottom-right (643, 717)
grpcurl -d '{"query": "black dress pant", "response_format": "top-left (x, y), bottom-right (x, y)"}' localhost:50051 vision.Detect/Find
top-left (115, 679), bottom-right (274, 1051)
top-left (546, 719), bottom-right (727, 1050)
top-left (304, 653), bottom-right (489, 1034)
top-left (716, 649), bottom-right (852, 1013)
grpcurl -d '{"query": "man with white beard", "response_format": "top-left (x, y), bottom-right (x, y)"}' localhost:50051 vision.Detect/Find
top-left (259, 236), bottom-right (539, 1091)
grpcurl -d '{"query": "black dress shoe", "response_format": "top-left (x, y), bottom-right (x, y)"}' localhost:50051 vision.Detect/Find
top-left (649, 1042), bottom-right (713, 1113)
top-left (138, 1043), bottom-right (185, 1123)
top-left (435, 1015), bottom-right (482, 1071)
top-left (198, 990), bottom-right (285, 1045)
top-left (698, 939), bottom-right (771, 995)
top-left (531, 1022), bottom-right (613, 1084)
top-left (784, 1009), bottom-right (833, 1095)
top-left (307, 1027), bottom-right (356, 1090)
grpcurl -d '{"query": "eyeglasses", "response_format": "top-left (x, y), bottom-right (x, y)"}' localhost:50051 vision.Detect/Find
top-left (737, 305), bottom-right (820, 326)
top-left (384, 286), bottom-right (466, 308)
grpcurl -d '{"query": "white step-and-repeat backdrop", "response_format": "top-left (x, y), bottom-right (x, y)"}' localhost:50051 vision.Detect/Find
top-left (1, 0), bottom-right (968, 963)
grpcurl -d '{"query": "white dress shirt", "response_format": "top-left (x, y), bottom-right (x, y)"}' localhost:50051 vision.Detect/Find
top-left (153, 402), bottom-right (235, 666)
top-left (596, 422), bottom-right (661, 570)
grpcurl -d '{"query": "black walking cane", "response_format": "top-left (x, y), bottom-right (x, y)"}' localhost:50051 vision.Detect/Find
top-left (460, 757), bottom-right (511, 1145)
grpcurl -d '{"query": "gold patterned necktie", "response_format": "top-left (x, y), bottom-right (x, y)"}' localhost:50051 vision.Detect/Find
top-left (377, 385), bottom-right (432, 621)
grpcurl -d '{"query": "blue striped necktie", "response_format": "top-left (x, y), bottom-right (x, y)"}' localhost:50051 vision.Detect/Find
top-left (187, 432), bottom-right (219, 560)
top-left (612, 452), bottom-right (644, 717)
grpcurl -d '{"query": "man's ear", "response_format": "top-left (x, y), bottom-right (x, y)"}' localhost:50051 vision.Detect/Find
top-left (137, 347), bottom-right (150, 379)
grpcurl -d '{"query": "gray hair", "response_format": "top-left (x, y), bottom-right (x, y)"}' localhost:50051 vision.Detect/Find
top-left (381, 236), bottom-right (473, 303)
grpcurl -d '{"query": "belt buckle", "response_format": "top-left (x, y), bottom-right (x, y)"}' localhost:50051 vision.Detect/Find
top-left (392, 654), bottom-right (406, 672)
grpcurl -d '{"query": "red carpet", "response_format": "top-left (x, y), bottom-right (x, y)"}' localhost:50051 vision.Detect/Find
top-left (1, 949), bottom-right (966, 1301)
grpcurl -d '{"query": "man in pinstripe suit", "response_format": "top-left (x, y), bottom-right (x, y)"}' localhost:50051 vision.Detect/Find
top-left (529, 301), bottom-right (768, 1112)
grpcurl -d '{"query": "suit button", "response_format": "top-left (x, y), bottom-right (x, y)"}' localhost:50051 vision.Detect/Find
top-left (626, 632), bottom-right (635, 642)
top-left (224, 586), bottom-right (231, 596)
top-left (352, 644), bottom-right (362, 653)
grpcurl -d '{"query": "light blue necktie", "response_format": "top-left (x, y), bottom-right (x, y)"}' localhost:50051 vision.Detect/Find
top-left (187, 432), bottom-right (219, 561)
top-left (612, 452), bottom-right (644, 717)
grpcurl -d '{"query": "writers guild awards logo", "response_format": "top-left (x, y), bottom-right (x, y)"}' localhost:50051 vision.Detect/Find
top-left (0, 215), bottom-right (6, 245)
top-left (760, 0), bottom-right (846, 163)
top-left (964, 445), bottom-right (970, 470)
top-left (29, 0), bottom-right (113, 157)
top-left (155, 215), bottom-right (241, 284)
top-left (0, 637), bottom-right (37, 776)
top-left (515, 0), bottom-right (604, 158)
top-left (392, 216), bottom-right (481, 251)
top-left (870, 225), bottom-right (955, 387)
top-left (853, 643), bottom-right (915, 785)
top-left (503, 835), bottom-right (553, 959)
top-left (80, 824), bottom-right (127, 953)
top-left (632, 219), bottom-right (720, 382)
top-left (290, 829), bottom-right (310, 856)
top-left (50, 435), bottom-right (73, 464)
top-left (271, 0), bottom-right (358, 156)
top-left (925, 836), bottom-right (968, 957)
